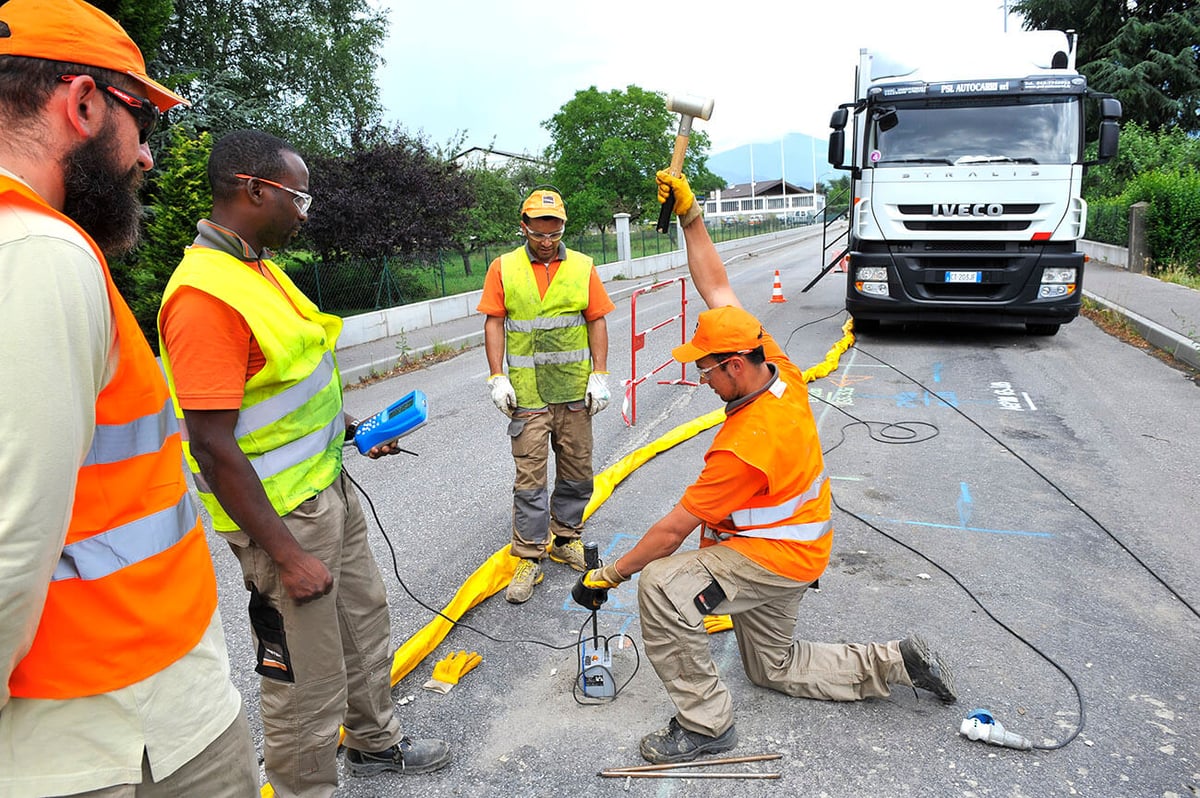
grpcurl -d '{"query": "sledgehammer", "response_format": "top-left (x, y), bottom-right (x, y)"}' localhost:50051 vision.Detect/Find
top-left (656, 93), bottom-right (715, 234)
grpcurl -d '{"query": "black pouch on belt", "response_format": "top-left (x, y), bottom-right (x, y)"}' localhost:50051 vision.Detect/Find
top-left (248, 585), bottom-right (295, 683)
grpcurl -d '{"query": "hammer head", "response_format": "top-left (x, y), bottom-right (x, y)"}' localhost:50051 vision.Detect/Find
top-left (666, 94), bottom-right (714, 122)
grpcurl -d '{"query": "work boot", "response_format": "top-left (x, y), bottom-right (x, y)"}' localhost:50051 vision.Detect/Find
top-left (344, 736), bottom-right (452, 776)
top-left (900, 634), bottom-right (957, 703)
top-left (639, 717), bottom-right (737, 764)
top-left (504, 558), bottom-right (543, 604)
top-left (548, 538), bottom-right (586, 571)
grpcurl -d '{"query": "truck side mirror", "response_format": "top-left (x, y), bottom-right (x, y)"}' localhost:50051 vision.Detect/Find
top-left (828, 129), bottom-right (845, 169)
top-left (829, 107), bottom-right (849, 130)
top-left (874, 107), bottom-right (899, 132)
top-left (1100, 97), bottom-right (1123, 121)
top-left (1097, 120), bottom-right (1119, 162)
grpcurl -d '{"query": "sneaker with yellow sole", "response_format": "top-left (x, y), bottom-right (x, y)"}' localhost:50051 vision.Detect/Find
top-left (504, 558), bottom-right (544, 604)
top-left (548, 538), bottom-right (586, 572)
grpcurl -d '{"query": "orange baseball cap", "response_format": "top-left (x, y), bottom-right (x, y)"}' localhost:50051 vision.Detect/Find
top-left (672, 305), bottom-right (764, 363)
top-left (521, 189), bottom-right (567, 221)
top-left (0, 0), bottom-right (189, 111)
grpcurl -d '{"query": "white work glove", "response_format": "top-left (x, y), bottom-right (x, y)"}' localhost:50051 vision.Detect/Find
top-left (585, 372), bottom-right (610, 416)
top-left (487, 373), bottom-right (516, 417)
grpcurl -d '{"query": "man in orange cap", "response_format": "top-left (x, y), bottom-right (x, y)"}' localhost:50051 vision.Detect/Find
top-left (0, 0), bottom-right (258, 795)
top-left (477, 188), bottom-right (615, 603)
top-left (571, 171), bottom-right (957, 765)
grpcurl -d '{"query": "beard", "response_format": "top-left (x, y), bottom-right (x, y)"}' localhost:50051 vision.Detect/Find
top-left (60, 121), bottom-right (145, 258)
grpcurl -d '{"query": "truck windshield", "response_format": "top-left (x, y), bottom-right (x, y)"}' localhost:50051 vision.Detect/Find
top-left (869, 95), bottom-right (1080, 166)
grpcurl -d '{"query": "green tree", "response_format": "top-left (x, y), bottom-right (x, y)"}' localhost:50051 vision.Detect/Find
top-left (113, 128), bottom-right (213, 349)
top-left (450, 163), bottom-right (533, 276)
top-left (302, 129), bottom-right (473, 263)
top-left (1013, 0), bottom-right (1200, 132)
top-left (544, 86), bottom-right (723, 233)
top-left (1084, 121), bottom-right (1200, 196)
top-left (155, 0), bottom-right (388, 155)
top-left (91, 0), bottom-right (174, 60)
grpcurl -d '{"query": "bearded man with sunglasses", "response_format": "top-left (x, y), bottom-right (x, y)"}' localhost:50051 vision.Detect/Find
top-left (0, 0), bottom-right (260, 795)
top-left (571, 171), bottom-right (958, 765)
top-left (157, 130), bottom-right (451, 796)
top-left (477, 189), bottom-right (615, 604)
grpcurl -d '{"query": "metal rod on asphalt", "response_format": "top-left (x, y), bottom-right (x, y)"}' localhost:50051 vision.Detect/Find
top-left (600, 753), bottom-right (782, 773)
top-left (599, 770), bottom-right (780, 779)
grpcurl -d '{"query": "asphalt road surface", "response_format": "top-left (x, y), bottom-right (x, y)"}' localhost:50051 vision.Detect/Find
top-left (209, 232), bottom-right (1200, 797)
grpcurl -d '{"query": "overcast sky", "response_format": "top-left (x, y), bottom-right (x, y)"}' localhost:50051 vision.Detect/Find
top-left (377, 0), bottom-right (1024, 156)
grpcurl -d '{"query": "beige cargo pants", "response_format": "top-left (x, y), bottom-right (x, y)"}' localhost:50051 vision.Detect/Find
top-left (637, 544), bottom-right (912, 737)
top-left (229, 472), bottom-right (403, 798)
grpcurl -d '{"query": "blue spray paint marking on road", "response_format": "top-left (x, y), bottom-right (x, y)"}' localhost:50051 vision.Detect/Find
top-left (855, 390), bottom-right (973, 410)
top-left (884, 518), bottom-right (1053, 538)
top-left (957, 482), bottom-right (973, 528)
top-left (932, 362), bottom-right (943, 383)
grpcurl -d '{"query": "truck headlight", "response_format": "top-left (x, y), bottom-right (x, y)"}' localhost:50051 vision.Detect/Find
top-left (1041, 268), bottom-right (1076, 284)
top-left (855, 266), bottom-right (888, 281)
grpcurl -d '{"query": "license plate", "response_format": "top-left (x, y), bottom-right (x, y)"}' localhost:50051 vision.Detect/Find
top-left (945, 271), bottom-right (981, 283)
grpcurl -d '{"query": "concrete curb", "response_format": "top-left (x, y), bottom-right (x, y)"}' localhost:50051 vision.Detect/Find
top-left (1083, 290), bottom-right (1200, 372)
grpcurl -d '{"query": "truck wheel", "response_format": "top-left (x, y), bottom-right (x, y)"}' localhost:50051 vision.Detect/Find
top-left (1026, 323), bottom-right (1060, 336)
top-left (852, 317), bottom-right (880, 334)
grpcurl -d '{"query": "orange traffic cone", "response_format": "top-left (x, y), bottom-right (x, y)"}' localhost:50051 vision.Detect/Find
top-left (769, 269), bottom-right (787, 303)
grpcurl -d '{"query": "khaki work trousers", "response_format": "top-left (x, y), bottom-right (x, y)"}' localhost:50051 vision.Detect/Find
top-left (230, 472), bottom-right (402, 798)
top-left (508, 402), bottom-right (593, 558)
top-left (637, 545), bottom-right (911, 737)
top-left (73, 713), bottom-right (258, 797)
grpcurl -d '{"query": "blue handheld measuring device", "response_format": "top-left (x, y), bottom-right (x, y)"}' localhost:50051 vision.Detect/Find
top-left (353, 390), bottom-right (429, 455)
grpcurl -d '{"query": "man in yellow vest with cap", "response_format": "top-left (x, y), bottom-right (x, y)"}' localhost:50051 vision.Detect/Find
top-left (158, 130), bottom-right (450, 797)
top-left (572, 170), bottom-right (957, 765)
top-left (0, 0), bottom-right (258, 794)
top-left (477, 188), bottom-right (615, 603)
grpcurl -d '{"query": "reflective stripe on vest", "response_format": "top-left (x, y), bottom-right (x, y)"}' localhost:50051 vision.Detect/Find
top-left (82, 397), bottom-right (177, 466)
top-left (192, 415), bottom-right (342, 493)
top-left (232, 350), bottom-right (336, 439)
top-left (730, 468), bottom-right (829, 528)
top-left (3, 176), bottom-right (217, 700)
top-left (706, 518), bottom-right (833, 543)
top-left (54, 494), bottom-right (198, 580)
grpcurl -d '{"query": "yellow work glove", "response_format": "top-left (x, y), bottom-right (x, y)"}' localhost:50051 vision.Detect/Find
top-left (656, 170), bottom-right (702, 228)
top-left (584, 563), bottom-right (626, 589)
top-left (703, 614), bottom-right (733, 635)
top-left (422, 650), bottom-right (482, 694)
top-left (571, 563), bottom-right (627, 610)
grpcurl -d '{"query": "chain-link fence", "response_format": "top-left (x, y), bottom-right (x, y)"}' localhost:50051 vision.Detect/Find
top-left (282, 217), bottom-right (795, 316)
top-left (1087, 199), bottom-right (1128, 247)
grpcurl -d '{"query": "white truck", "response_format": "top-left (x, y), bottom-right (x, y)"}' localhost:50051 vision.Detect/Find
top-left (828, 30), bottom-right (1121, 335)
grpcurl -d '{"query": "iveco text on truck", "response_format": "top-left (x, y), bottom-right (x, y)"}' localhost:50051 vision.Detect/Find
top-left (828, 31), bottom-right (1121, 335)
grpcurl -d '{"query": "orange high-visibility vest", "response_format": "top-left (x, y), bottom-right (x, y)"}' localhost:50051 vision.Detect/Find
top-left (701, 357), bottom-right (833, 582)
top-left (2, 177), bottom-right (216, 699)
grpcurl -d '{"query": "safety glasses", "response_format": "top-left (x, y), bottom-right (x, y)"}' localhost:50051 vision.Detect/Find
top-left (524, 224), bottom-right (565, 243)
top-left (58, 74), bottom-right (160, 144)
top-left (235, 174), bottom-right (313, 214)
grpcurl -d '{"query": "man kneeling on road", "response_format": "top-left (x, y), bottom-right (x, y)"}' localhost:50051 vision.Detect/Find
top-left (572, 170), bottom-right (957, 765)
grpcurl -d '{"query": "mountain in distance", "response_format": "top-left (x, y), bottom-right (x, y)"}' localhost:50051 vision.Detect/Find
top-left (704, 132), bottom-right (832, 189)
